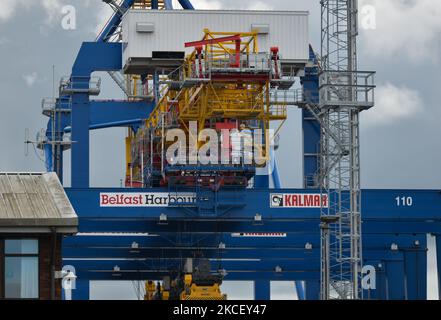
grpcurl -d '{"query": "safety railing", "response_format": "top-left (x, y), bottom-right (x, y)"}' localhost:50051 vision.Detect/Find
top-left (41, 97), bottom-right (72, 117)
top-left (59, 76), bottom-right (102, 96)
top-left (187, 53), bottom-right (273, 79)
top-left (269, 88), bottom-right (305, 106)
top-left (319, 70), bottom-right (376, 109)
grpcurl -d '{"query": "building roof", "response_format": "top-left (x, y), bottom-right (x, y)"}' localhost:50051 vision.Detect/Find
top-left (0, 172), bottom-right (78, 233)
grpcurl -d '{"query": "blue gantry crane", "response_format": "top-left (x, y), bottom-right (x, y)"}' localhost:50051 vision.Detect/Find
top-left (37, 0), bottom-right (441, 300)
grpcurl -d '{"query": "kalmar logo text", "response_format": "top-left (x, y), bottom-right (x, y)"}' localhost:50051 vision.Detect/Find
top-left (271, 193), bottom-right (328, 208)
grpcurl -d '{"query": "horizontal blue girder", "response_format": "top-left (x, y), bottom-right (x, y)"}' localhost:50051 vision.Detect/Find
top-left (66, 188), bottom-right (441, 220)
top-left (63, 233), bottom-right (424, 249)
top-left (74, 219), bottom-right (441, 234)
top-left (89, 100), bottom-right (153, 129)
top-left (63, 246), bottom-right (426, 282)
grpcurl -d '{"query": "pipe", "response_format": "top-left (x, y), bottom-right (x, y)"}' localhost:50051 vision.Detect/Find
top-left (63, 119), bottom-right (144, 133)
top-left (295, 281), bottom-right (306, 300)
top-left (50, 227), bottom-right (57, 300)
top-left (178, 0), bottom-right (195, 10)
top-left (164, 0), bottom-right (173, 9)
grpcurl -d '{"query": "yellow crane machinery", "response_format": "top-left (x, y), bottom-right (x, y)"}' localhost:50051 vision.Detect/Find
top-left (144, 259), bottom-right (227, 301)
top-left (144, 280), bottom-right (170, 300)
top-left (132, 0), bottom-right (167, 10)
top-left (180, 274), bottom-right (226, 301)
top-left (126, 29), bottom-right (290, 188)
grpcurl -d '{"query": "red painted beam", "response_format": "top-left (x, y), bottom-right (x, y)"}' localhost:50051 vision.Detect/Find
top-left (185, 35), bottom-right (241, 48)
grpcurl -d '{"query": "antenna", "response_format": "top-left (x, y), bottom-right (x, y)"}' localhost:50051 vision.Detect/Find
top-left (24, 128), bottom-right (30, 157)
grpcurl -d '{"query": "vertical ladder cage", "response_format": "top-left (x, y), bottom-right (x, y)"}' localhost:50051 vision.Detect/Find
top-left (319, 0), bottom-right (375, 300)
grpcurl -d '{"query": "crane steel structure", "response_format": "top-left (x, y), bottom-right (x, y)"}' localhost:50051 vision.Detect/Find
top-left (33, 0), bottom-right (441, 300)
top-left (318, 0), bottom-right (375, 300)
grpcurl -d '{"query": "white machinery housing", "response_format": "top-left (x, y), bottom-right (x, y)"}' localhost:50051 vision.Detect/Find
top-left (122, 10), bottom-right (309, 74)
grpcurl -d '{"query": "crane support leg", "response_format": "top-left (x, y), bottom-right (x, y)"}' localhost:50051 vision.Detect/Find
top-left (385, 255), bottom-right (406, 300)
top-left (404, 250), bottom-right (427, 300)
top-left (304, 280), bottom-right (320, 300)
top-left (254, 280), bottom-right (271, 300)
top-left (437, 235), bottom-right (441, 300)
top-left (70, 42), bottom-right (123, 188)
top-left (70, 279), bottom-right (90, 301)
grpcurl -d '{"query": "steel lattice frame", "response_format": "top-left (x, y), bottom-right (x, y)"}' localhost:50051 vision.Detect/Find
top-left (319, 0), bottom-right (363, 300)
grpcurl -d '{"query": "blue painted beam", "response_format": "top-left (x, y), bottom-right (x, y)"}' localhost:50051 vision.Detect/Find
top-left (301, 46), bottom-right (320, 188)
top-left (376, 263), bottom-right (388, 300)
top-left (65, 188), bottom-right (441, 221)
top-left (437, 235), bottom-right (441, 300)
top-left (89, 100), bottom-right (153, 129)
top-left (164, 0), bottom-right (173, 9)
top-left (178, 0), bottom-right (195, 10)
top-left (304, 280), bottom-right (319, 300)
top-left (295, 281), bottom-right (305, 300)
top-left (97, 0), bottom-right (136, 43)
top-left (404, 249), bottom-right (427, 300)
top-left (385, 253), bottom-right (406, 300)
top-left (70, 270), bottom-right (319, 282)
top-left (64, 247), bottom-right (320, 260)
top-left (72, 279), bottom-right (90, 301)
top-left (254, 281), bottom-right (271, 300)
top-left (66, 258), bottom-right (320, 271)
top-left (74, 218), bottom-right (441, 234)
top-left (63, 249), bottom-right (415, 274)
top-left (72, 42), bottom-right (122, 75)
top-left (70, 42), bottom-right (124, 188)
top-left (63, 233), bottom-right (427, 249)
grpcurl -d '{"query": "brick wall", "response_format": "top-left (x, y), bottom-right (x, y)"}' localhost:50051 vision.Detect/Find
top-left (38, 234), bottom-right (62, 300)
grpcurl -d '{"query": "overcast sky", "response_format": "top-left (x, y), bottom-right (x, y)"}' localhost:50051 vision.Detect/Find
top-left (0, 0), bottom-right (439, 299)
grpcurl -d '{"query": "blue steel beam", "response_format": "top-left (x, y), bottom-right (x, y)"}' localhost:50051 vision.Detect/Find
top-left (164, 0), bottom-right (173, 10)
top-left (404, 249), bottom-right (427, 300)
top-left (96, 0), bottom-right (136, 43)
top-left (89, 100), bottom-right (153, 129)
top-left (63, 234), bottom-right (425, 261)
top-left (67, 269), bottom-right (319, 282)
top-left (62, 248), bottom-right (417, 281)
top-left (301, 46), bottom-right (320, 188)
top-left (178, 0), bottom-right (195, 10)
top-left (74, 219), bottom-right (441, 234)
top-left (304, 280), bottom-right (320, 300)
top-left (63, 100), bottom-right (152, 133)
top-left (437, 235), bottom-right (441, 300)
top-left (70, 42), bottom-right (124, 188)
top-left (254, 281), bottom-right (270, 300)
top-left (65, 188), bottom-right (441, 222)
top-left (272, 151), bottom-right (306, 300)
top-left (63, 233), bottom-right (426, 249)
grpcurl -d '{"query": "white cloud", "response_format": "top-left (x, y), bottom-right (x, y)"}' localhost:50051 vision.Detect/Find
top-left (0, 0), bottom-right (66, 25)
top-left (95, 4), bottom-right (115, 37)
top-left (41, 0), bottom-right (64, 25)
top-left (190, 0), bottom-right (222, 10)
top-left (23, 72), bottom-right (39, 87)
top-left (246, 1), bottom-right (274, 11)
top-left (359, 0), bottom-right (441, 63)
top-left (362, 82), bottom-right (424, 127)
top-left (0, 0), bottom-right (29, 21)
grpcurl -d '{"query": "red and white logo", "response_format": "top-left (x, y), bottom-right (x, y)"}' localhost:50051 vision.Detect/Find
top-left (231, 233), bottom-right (287, 238)
top-left (270, 193), bottom-right (328, 208)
